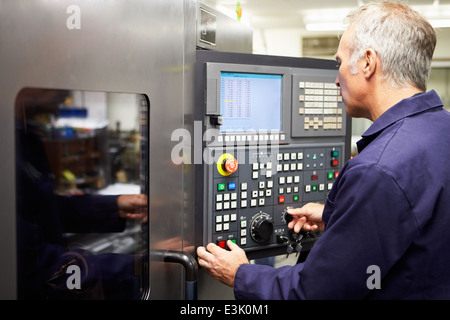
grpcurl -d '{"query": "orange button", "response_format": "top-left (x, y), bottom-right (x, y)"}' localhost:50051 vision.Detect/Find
top-left (224, 158), bottom-right (238, 173)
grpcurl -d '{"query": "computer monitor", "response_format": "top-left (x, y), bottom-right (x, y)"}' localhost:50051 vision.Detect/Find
top-left (219, 72), bottom-right (282, 133)
top-left (205, 62), bottom-right (291, 144)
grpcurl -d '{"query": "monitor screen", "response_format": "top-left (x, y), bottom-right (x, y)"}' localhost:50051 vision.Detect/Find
top-left (219, 72), bottom-right (282, 133)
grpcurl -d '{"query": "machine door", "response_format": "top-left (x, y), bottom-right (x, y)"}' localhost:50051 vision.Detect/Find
top-left (15, 88), bottom-right (149, 299)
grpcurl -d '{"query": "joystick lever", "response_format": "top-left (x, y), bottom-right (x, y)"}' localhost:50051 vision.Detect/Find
top-left (285, 231), bottom-right (303, 258)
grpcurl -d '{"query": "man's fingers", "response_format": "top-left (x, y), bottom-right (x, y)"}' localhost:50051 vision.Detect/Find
top-left (293, 220), bottom-right (304, 233)
top-left (197, 246), bottom-right (214, 270)
top-left (197, 246), bottom-right (212, 260)
top-left (198, 258), bottom-right (208, 269)
top-left (288, 216), bottom-right (307, 233)
top-left (287, 207), bottom-right (306, 215)
top-left (206, 242), bottom-right (228, 255)
top-left (226, 240), bottom-right (240, 251)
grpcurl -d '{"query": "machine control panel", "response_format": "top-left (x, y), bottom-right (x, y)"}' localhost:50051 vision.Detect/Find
top-left (196, 51), bottom-right (350, 259)
top-left (207, 145), bottom-right (343, 255)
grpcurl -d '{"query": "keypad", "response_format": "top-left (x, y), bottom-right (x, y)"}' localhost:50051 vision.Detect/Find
top-left (298, 82), bottom-right (343, 131)
top-left (211, 147), bottom-right (342, 247)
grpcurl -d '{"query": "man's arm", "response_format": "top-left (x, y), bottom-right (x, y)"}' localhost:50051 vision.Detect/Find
top-left (198, 164), bottom-right (419, 299)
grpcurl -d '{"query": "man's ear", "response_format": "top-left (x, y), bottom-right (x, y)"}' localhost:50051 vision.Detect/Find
top-left (361, 48), bottom-right (378, 79)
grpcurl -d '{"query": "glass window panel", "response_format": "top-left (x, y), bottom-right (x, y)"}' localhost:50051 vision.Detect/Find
top-left (15, 88), bottom-right (149, 299)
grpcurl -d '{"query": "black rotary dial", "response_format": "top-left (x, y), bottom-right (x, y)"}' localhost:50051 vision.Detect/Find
top-left (250, 212), bottom-right (274, 243)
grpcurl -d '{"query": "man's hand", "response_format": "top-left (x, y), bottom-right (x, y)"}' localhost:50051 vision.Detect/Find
top-left (287, 202), bottom-right (325, 233)
top-left (117, 194), bottom-right (148, 222)
top-left (197, 240), bottom-right (249, 287)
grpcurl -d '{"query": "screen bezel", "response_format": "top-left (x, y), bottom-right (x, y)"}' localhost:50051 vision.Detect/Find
top-left (205, 62), bottom-right (292, 145)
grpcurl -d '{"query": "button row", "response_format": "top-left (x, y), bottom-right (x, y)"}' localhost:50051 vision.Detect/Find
top-left (328, 171), bottom-right (339, 179)
top-left (243, 198), bottom-right (267, 208)
top-left (278, 194), bottom-right (300, 204)
top-left (299, 95), bottom-right (342, 102)
top-left (276, 162), bottom-right (303, 172)
top-left (240, 219), bottom-right (247, 246)
top-left (279, 175), bottom-right (300, 184)
top-left (217, 134), bottom-right (286, 143)
top-left (277, 152), bottom-right (303, 161)
top-left (217, 182), bottom-right (236, 191)
top-left (305, 184), bottom-right (326, 192)
top-left (278, 186), bottom-right (299, 194)
top-left (243, 189), bottom-right (273, 199)
top-left (303, 88), bottom-right (339, 96)
top-left (217, 238), bottom-right (237, 249)
top-left (303, 101), bottom-right (339, 108)
top-left (299, 108), bottom-right (344, 117)
top-left (217, 177), bottom-right (336, 210)
top-left (305, 116), bottom-right (343, 124)
top-left (304, 116), bottom-right (343, 130)
top-left (299, 81), bottom-right (337, 89)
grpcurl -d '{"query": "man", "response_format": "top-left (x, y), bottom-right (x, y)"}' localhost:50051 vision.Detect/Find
top-left (197, 1), bottom-right (450, 299)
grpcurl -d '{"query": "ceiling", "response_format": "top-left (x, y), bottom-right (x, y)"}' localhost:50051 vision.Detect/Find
top-left (201, 0), bottom-right (450, 30)
top-left (201, 0), bottom-right (450, 63)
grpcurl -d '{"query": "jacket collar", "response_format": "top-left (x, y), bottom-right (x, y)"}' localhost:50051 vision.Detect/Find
top-left (357, 90), bottom-right (443, 153)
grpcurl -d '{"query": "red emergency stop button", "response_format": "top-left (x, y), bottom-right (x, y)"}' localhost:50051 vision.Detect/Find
top-left (331, 160), bottom-right (339, 167)
top-left (217, 240), bottom-right (226, 249)
top-left (217, 153), bottom-right (238, 176)
top-left (224, 158), bottom-right (238, 173)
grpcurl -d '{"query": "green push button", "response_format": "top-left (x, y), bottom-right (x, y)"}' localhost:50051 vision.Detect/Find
top-left (327, 172), bottom-right (334, 180)
top-left (312, 185), bottom-right (318, 191)
top-left (293, 195), bottom-right (299, 201)
top-left (218, 183), bottom-right (226, 191)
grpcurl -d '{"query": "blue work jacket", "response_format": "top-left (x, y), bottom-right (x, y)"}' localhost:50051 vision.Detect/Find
top-left (234, 90), bottom-right (450, 299)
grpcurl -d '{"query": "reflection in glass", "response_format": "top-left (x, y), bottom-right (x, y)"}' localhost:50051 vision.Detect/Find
top-left (15, 88), bottom-right (149, 299)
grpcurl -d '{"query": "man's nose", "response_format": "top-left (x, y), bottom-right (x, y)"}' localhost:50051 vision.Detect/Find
top-left (335, 74), bottom-right (340, 88)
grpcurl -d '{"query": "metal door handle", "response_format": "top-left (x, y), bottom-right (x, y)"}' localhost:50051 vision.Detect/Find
top-left (149, 250), bottom-right (198, 300)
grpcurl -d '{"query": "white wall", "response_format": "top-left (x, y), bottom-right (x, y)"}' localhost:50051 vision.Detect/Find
top-left (252, 26), bottom-right (450, 137)
top-left (107, 93), bottom-right (140, 132)
top-left (253, 29), bottom-right (303, 57)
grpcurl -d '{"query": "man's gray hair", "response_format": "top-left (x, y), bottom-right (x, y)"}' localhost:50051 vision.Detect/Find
top-left (346, 1), bottom-right (436, 91)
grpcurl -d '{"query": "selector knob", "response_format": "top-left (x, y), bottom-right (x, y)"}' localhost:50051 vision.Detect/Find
top-left (282, 207), bottom-right (294, 225)
top-left (250, 212), bottom-right (274, 243)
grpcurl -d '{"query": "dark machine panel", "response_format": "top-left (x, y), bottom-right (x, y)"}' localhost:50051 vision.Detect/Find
top-left (195, 51), bottom-right (351, 260)
top-left (207, 144), bottom-right (343, 252)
